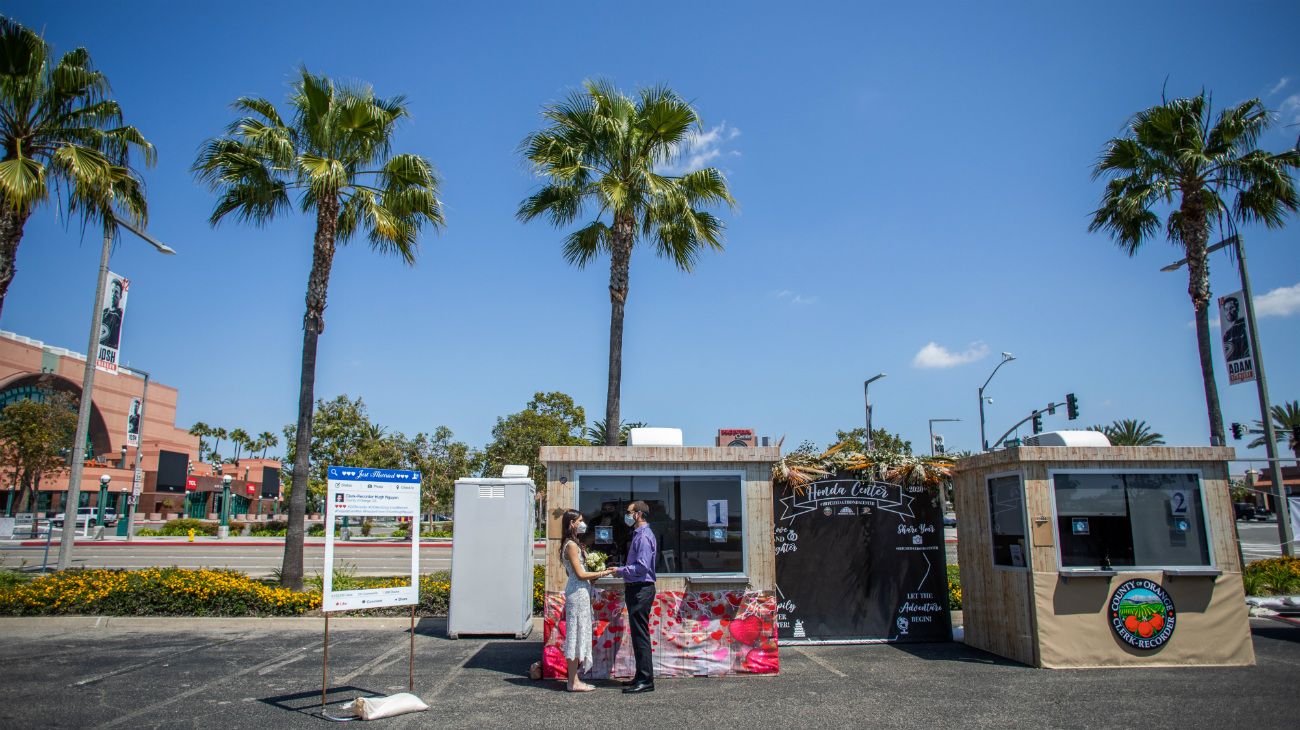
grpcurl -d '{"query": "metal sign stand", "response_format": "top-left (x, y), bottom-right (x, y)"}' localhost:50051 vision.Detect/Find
top-left (318, 466), bottom-right (424, 721)
top-left (319, 601), bottom-right (418, 721)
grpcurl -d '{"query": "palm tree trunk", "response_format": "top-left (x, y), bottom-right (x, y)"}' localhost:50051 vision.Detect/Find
top-left (0, 200), bottom-right (33, 322)
top-left (1181, 197), bottom-right (1225, 446)
top-left (604, 212), bottom-right (634, 446)
top-left (281, 196), bottom-right (338, 591)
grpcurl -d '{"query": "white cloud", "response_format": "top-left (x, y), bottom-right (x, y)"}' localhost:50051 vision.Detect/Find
top-left (1255, 282), bottom-right (1300, 317)
top-left (1280, 93), bottom-right (1300, 124)
top-left (657, 123), bottom-right (741, 175)
top-left (1267, 77), bottom-right (1290, 96)
top-left (912, 341), bottom-right (990, 369)
top-left (773, 289), bottom-right (816, 305)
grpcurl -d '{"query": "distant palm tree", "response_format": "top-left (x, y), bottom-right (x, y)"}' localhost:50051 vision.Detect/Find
top-left (210, 427), bottom-right (228, 463)
top-left (229, 428), bottom-right (250, 464)
top-left (586, 418), bottom-right (646, 446)
top-left (0, 17), bottom-right (154, 319)
top-left (194, 68), bottom-right (445, 590)
top-left (1089, 419), bottom-right (1165, 446)
top-left (188, 422), bottom-right (212, 461)
top-left (256, 431), bottom-right (279, 459)
top-left (1248, 400), bottom-right (1300, 463)
top-left (1090, 92), bottom-right (1300, 447)
top-left (518, 81), bottom-right (734, 444)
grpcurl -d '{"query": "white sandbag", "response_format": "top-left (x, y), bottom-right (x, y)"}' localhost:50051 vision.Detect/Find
top-left (338, 693), bottom-right (429, 720)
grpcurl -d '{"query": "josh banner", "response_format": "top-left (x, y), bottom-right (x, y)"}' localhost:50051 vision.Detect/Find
top-left (773, 475), bottom-right (950, 643)
top-left (126, 398), bottom-right (142, 446)
top-left (95, 272), bottom-right (129, 374)
top-left (324, 466), bottom-right (421, 612)
top-left (1218, 290), bottom-right (1255, 385)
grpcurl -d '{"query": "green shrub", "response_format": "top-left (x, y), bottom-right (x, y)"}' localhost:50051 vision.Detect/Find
top-left (0, 571), bottom-right (28, 590)
top-left (157, 519), bottom-right (217, 537)
top-left (308, 524), bottom-right (326, 537)
top-left (250, 519), bottom-right (288, 537)
top-left (1243, 556), bottom-right (1300, 596)
top-left (135, 528), bottom-right (161, 536)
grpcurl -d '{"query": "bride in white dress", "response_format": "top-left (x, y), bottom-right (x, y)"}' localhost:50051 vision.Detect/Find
top-left (560, 509), bottom-right (617, 692)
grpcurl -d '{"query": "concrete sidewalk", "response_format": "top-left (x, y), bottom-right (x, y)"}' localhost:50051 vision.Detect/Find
top-left (0, 617), bottom-right (1295, 729)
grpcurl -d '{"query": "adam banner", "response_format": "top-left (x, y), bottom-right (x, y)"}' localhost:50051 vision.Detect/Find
top-left (773, 475), bottom-right (951, 643)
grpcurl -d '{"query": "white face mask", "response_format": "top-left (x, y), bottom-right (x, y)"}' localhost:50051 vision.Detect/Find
top-left (576, 522), bottom-right (588, 534)
top-left (623, 513), bottom-right (636, 527)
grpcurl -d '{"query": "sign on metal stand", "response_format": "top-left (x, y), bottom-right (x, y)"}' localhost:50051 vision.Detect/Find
top-left (320, 466), bottom-right (422, 720)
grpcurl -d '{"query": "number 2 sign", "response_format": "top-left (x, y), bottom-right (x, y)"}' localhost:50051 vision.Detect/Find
top-left (1168, 490), bottom-right (1190, 516)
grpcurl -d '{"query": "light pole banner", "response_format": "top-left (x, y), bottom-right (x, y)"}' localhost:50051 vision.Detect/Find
top-left (323, 466), bottom-right (421, 612)
top-left (1218, 290), bottom-right (1255, 385)
top-left (126, 398), bottom-right (142, 446)
top-left (95, 271), bottom-right (129, 374)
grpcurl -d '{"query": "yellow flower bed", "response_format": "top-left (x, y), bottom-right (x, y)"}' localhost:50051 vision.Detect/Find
top-left (0, 566), bottom-right (542, 617)
top-left (0, 568), bottom-right (320, 616)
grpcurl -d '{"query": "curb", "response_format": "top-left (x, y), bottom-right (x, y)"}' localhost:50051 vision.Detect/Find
top-left (10, 540), bottom-right (547, 549)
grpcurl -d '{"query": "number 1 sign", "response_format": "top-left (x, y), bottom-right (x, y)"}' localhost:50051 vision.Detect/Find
top-left (707, 499), bottom-right (728, 527)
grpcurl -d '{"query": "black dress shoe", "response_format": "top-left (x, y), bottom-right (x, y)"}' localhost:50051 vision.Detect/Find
top-left (622, 682), bottom-right (654, 694)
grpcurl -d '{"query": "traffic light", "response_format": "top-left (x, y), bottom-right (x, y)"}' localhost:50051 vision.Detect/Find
top-left (1066, 393), bottom-right (1079, 420)
top-left (1230, 423), bottom-right (1244, 440)
top-left (1032, 412), bottom-right (1043, 434)
top-left (1047, 403), bottom-right (1057, 415)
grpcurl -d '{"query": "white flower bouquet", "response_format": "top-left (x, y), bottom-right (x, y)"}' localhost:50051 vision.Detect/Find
top-left (584, 550), bottom-right (608, 572)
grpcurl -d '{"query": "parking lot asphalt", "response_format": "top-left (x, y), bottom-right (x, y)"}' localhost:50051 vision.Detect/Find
top-left (0, 617), bottom-right (1296, 729)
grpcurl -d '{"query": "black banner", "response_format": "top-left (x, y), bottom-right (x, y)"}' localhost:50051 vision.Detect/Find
top-left (773, 475), bottom-right (951, 643)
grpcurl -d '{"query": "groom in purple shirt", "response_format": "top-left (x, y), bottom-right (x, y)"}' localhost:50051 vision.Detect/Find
top-left (613, 500), bottom-right (656, 693)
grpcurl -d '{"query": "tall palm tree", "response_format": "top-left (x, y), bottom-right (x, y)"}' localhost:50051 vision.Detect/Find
top-left (1248, 400), bottom-right (1300, 463)
top-left (194, 68), bottom-right (445, 589)
top-left (0, 17), bottom-right (154, 319)
top-left (1090, 92), bottom-right (1300, 447)
top-left (229, 428), bottom-right (250, 464)
top-left (256, 430), bottom-right (279, 459)
top-left (188, 421), bottom-right (211, 461)
top-left (518, 81), bottom-right (734, 444)
top-left (1089, 419), bottom-right (1165, 446)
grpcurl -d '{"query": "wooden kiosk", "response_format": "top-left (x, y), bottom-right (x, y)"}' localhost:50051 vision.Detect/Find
top-left (953, 445), bottom-right (1254, 669)
top-left (538, 445), bottom-right (781, 679)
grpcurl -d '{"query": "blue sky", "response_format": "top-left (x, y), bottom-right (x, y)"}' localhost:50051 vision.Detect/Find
top-left (4, 2), bottom-right (1299, 468)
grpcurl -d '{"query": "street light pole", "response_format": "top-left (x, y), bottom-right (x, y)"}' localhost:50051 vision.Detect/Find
top-left (1165, 236), bottom-right (1293, 556)
top-left (96, 474), bottom-right (110, 533)
top-left (978, 353), bottom-right (1016, 452)
top-left (221, 474), bottom-right (233, 533)
top-left (928, 418), bottom-right (962, 456)
top-left (864, 373), bottom-right (886, 451)
top-left (123, 368), bottom-right (149, 541)
top-left (56, 218), bottom-right (175, 571)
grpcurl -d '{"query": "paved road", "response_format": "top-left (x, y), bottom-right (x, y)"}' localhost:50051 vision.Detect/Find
top-left (0, 616), bottom-right (1295, 729)
top-left (0, 543), bottom-right (548, 577)
top-left (1235, 519), bottom-right (1289, 563)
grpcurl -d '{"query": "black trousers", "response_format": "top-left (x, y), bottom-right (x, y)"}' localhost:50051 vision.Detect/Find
top-left (624, 581), bottom-right (655, 684)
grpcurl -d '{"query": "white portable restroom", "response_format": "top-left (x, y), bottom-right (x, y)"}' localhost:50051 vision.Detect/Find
top-left (447, 476), bottom-right (536, 639)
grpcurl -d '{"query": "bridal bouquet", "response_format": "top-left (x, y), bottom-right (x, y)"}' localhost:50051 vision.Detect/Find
top-left (585, 551), bottom-right (608, 572)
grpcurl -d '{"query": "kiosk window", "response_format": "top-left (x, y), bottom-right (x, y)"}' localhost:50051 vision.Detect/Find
top-left (577, 474), bottom-right (743, 574)
top-left (1053, 472), bottom-right (1209, 568)
top-left (988, 474), bottom-right (1027, 568)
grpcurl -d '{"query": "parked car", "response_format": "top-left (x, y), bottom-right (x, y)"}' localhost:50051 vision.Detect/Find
top-left (52, 507), bottom-right (118, 528)
top-left (942, 513), bottom-right (957, 527)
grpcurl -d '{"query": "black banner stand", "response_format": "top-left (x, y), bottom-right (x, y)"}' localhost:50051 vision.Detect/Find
top-left (774, 475), bottom-right (951, 644)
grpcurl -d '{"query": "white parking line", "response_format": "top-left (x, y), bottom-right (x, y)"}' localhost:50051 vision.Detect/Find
top-left (93, 640), bottom-right (319, 729)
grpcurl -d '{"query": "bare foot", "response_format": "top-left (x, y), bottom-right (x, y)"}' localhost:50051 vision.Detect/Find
top-left (567, 682), bottom-right (596, 692)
